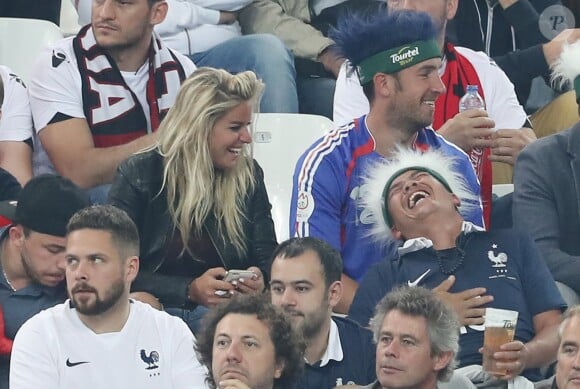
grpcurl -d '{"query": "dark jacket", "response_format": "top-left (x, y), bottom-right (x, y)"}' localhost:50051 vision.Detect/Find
top-left (108, 150), bottom-right (278, 307)
top-left (447, 0), bottom-right (560, 104)
top-left (513, 122), bottom-right (580, 295)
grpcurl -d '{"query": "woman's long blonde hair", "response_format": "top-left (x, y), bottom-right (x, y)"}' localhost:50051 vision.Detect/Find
top-left (156, 67), bottom-right (264, 256)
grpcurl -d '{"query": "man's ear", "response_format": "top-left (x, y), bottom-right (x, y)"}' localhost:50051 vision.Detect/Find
top-left (274, 359), bottom-right (285, 379)
top-left (391, 225), bottom-right (404, 241)
top-left (446, 0), bottom-right (458, 20)
top-left (327, 280), bottom-right (343, 308)
top-left (432, 350), bottom-right (453, 372)
top-left (150, 0), bottom-right (168, 25)
top-left (9, 225), bottom-right (25, 248)
top-left (125, 256), bottom-right (140, 283)
top-left (452, 193), bottom-right (461, 208)
top-left (372, 73), bottom-right (392, 98)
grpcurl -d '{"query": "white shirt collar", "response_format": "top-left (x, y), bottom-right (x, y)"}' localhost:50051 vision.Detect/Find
top-left (397, 221), bottom-right (484, 256)
top-left (314, 318), bottom-right (343, 367)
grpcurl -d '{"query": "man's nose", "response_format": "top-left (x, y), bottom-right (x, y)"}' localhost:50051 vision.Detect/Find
top-left (431, 75), bottom-right (446, 96)
top-left (280, 288), bottom-right (296, 306)
top-left (97, 0), bottom-right (116, 19)
top-left (74, 260), bottom-right (90, 281)
top-left (384, 339), bottom-right (400, 357)
top-left (226, 341), bottom-right (242, 362)
top-left (403, 180), bottom-right (418, 193)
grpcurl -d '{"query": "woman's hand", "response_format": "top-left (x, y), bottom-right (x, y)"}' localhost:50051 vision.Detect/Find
top-left (232, 266), bottom-right (264, 295)
top-left (188, 267), bottom-right (235, 307)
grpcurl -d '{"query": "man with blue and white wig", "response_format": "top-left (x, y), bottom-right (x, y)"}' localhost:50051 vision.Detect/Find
top-left (289, 9), bottom-right (483, 313)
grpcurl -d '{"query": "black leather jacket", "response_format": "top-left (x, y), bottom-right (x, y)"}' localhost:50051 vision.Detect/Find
top-left (108, 150), bottom-right (278, 307)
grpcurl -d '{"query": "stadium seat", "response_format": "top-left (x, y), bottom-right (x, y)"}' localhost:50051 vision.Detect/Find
top-left (492, 184), bottom-right (514, 198)
top-left (59, 0), bottom-right (82, 37)
top-left (252, 113), bottom-right (334, 241)
top-left (0, 17), bottom-right (63, 81)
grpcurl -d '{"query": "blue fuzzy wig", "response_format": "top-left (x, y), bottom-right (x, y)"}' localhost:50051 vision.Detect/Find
top-left (330, 7), bottom-right (438, 68)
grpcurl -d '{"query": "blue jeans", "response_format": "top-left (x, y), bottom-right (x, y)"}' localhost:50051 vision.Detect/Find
top-left (296, 75), bottom-right (335, 120)
top-left (191, 34), bottom-right (299, 114)
top-left (165, 305), bottom-right (210, 335)
top-left (88, 184), bottom-right (112, 204)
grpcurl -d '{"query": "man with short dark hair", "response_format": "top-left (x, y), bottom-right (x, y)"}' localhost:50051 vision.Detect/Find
top-left (197, 293), bottom-right (304, 389)
top-left (0, 174), bottom-right (89, 388)
top-left (270, 237), bottom-right (375, 388)
top-left (334, 0), bottom-right (536, 217)
top-left (362, 286), bottom-right (464, 389)
top-left (29, 0), bottom-right (195, 201)
top-left (9, 205), bottom-right (207, 388)
top-left (290, 9), bottom-right (483, 313)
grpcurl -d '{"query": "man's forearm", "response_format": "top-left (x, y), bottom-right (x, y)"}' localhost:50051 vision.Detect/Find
top-left (58, 132), bottom-right (157, 189)
top-left (524, 322), bottom-right (560, 368)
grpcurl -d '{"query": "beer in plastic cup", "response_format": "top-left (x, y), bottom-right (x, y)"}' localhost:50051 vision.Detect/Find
top-left (482, 308), bottom-right (518, 376)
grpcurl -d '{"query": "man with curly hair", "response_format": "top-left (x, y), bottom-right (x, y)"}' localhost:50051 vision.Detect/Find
top-left (196, 294), bottom-right (304, 389)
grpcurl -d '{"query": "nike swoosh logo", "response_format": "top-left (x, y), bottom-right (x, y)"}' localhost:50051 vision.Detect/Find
top-left (66, 358), bottom-right (90, 367)
top-left (407, 269), bottom-right (431, 287)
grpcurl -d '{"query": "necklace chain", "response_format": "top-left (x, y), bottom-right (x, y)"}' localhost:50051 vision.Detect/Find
top-left (2, 265), bottom-right (15, 292)
top-left (433, 233), bottom-right (472, 275)
top-left (0, 238), bottom-right (16, 292)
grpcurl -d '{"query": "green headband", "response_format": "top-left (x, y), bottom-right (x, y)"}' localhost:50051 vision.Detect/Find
top-left (381, 166), bottom-right (453, 228)
top-left (357, 40), bottom-right (441, 85)
top-left (575, 76), bottom-right (580, 103)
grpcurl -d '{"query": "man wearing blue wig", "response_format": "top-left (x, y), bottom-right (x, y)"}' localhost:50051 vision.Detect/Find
top-left (289, 10), bottom-right (484, 313)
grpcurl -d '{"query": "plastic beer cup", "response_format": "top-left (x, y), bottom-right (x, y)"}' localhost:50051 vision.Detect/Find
top-left (482, 308), bottom-right (518, 376)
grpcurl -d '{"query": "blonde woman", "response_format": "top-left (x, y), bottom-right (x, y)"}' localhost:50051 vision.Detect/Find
top-left (108, 67), bottom-right (277, 332)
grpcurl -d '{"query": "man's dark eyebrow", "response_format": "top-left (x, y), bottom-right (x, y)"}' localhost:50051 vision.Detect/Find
top-left (561, 340), bottom-right (579, 348)
top-left (417, 64), bottom-right (439, 73)
top-left (44, 244), bottom-right (65, 250)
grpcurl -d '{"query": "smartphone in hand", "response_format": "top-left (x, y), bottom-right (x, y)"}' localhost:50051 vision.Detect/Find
top-left (223, 270), bottom-right (257, 283)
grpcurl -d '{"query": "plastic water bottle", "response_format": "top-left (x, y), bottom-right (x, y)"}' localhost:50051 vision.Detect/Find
top-left (458, 85), bottom-right (485, 112)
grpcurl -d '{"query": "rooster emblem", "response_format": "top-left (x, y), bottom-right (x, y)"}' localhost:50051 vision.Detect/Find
top-left (488, 244), bottom-right (508, 267)
top-left (140, 349), bottom-right (159, 370)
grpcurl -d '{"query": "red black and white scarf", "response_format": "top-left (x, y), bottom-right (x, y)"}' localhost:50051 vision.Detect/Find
top-left (73, 25), bottom-right (187, 147)
top-left (433, 42), bottom-right (491, 228)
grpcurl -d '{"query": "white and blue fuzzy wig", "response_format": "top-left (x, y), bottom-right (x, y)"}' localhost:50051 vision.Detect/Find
top-left (362, 147), bottom-right (480, 242)
top-left (551, 40), bottom-right (580, 103)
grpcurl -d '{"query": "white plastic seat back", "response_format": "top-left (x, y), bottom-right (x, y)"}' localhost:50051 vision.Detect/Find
top-left (492, 184), bottom-right (514, 198)
top-left (59, 0), bottom-right (82, 37)
top-left (252, 113), bottom-right (334, 242)
top-left (0, 17), bottom-right (63, 81)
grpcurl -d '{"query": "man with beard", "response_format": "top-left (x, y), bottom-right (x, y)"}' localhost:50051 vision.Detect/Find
top-left (290, 9), bottom-right (483, 313)
top-left (269, 237), bottom-right (375, 388)
top-left (9, 205), bottom-right (207, 389)
top-left (0, 174), bottom-right (89, 389)
top-left (333, 0), bottom-right (536, 225)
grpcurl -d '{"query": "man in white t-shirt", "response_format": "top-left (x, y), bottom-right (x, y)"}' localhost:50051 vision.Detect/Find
top-left (28, 0), bottom-right (195, 202)
top-left (76, 0), bottom-right (299, 114)
top-left (9, 205), bottom-right (208, 389)
top-left (333, 0), bottom-right (536, 227)
top-left (0, 66), bottom-right (33, 185)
